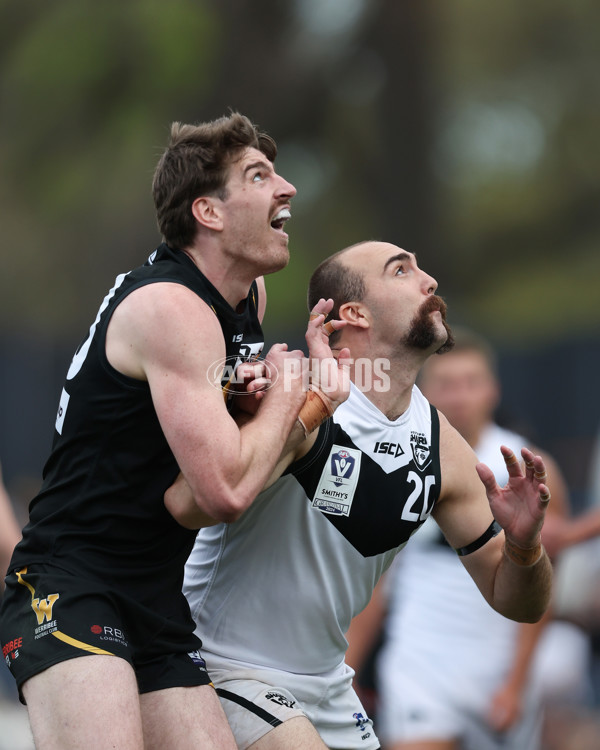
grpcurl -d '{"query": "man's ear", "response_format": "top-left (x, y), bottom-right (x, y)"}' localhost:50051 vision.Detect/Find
top-left (338, 301), bottom-right (370, 330)
top-left (191, 196), bottom-right (224, 231)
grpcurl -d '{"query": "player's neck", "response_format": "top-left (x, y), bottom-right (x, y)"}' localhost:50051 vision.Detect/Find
top-left (181, 246), bottom-right (255, 310)
top-left (339, 340), bottom-right (422, 421)
top-left (349, 360), bottom-right (417, 422)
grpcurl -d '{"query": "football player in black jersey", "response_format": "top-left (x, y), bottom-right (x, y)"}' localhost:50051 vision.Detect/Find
top-left (0, 113), bottom-right (337, 750)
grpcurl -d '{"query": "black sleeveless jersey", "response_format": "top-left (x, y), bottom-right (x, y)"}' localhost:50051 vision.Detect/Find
top-left (10, 243), bottom-right (264, 611)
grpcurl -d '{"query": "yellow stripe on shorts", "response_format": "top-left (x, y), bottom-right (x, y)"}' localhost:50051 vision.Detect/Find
top-left (16, 566), bottom-right (114, 657)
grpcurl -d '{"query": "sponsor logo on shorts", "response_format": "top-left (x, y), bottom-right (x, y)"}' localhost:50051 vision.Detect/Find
top-left (265, 691), bottom-right (296, 709)
top-left (90, 625), bottom-right (128, 648)
top-left (2, 636), bottom-right (23, 667)
top-left (188, 650), bottom-right (208, 672)
top-left (31, 593), bottom-right (60, 625)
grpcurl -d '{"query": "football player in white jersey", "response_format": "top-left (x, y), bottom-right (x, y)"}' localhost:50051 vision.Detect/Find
top-left (168, 241), bottom-right (554, 750)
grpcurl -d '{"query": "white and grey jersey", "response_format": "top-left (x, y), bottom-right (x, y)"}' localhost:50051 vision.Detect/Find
top-left (184, 383), bottom-right (441, 675)
top-left (381, 423), bottom-right (534, 678)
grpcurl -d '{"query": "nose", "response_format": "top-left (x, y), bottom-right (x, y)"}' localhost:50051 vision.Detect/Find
top-left (423, 272), bottom-right (438, 295)
top-left (276, 173), bottom-right (297, 199)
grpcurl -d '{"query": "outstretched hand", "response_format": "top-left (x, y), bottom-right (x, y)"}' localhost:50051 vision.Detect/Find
top-left (476, 446), bottom-right (551, 549)
top-left (304, 298), bottom-right (352, 410)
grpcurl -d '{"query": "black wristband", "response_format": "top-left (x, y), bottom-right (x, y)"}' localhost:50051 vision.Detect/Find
top-left (455, 520), bottom-right (502, 557)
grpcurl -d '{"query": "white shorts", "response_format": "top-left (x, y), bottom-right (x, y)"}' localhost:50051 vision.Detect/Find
top-left (205, 652), bottom-right (380, 750)
top-left (376, 649), bottom-right (542, 750)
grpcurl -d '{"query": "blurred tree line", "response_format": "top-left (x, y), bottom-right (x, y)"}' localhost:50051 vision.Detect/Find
top-left (1, 0), bottom-right (598, 342)
top-left (1, 0), bottom-right (599, 499)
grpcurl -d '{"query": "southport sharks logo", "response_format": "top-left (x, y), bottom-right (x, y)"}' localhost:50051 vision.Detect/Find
top-left (410, 430), bottom-right (431, 470)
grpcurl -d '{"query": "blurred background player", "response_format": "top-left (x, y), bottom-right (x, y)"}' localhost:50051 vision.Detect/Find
top-left (347, 327), bottom-right (594, 750)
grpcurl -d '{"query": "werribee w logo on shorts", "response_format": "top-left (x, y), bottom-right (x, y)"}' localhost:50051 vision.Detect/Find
top-left (31, 593), bottom-right (60, 626)
top-left (15, 568), bottom-right (60, 639)
top-left (312, 445), bottom-right (362, 516)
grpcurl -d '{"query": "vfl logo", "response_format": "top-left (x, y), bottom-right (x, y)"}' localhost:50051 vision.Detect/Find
top-left (330, 450), bottom-right (355, 487)
top-left (313, 444), bottom-right (362, 517)
top-left (410, 431), bottom-right (431, 470)
top-left (265, 691), bottom-right (296, 709)
top-left (31, 594), bottom-right (59, 625)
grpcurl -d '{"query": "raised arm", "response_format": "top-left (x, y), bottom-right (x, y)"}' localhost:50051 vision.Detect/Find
top-left (432, 413), bottom-right (552, 623)
top-left (163, 297), bottom-right (351, 525)
top-left (107, 281), bottom-right (306, 526)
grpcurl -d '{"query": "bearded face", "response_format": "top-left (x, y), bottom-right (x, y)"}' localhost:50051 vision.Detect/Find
top-left (404, 295), bottom-right (455, 354)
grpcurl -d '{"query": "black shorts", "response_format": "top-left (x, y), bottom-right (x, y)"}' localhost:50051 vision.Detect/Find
top-left (0, 563), bottom-right (211, 702)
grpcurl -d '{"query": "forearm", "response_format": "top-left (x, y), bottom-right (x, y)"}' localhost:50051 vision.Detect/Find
top-left (179, 387), bottom-right (303, 524)
top-left (491, 538), bottom-right (553, 623)
top-left (164, 472), bottom-right (221, 530)
top-left (193, 380), bottom-right (341, 517)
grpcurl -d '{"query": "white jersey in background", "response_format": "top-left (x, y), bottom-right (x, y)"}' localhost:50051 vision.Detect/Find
top-left (376, 422), bottom-right (592, 750)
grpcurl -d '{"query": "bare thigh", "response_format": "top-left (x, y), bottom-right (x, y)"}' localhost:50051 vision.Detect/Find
top-left (22, 654), bottom-right (143, 750)
top-left (140, 683), bottom-right (237, 750)
top-left (247, 716), bottom-right (328, 750)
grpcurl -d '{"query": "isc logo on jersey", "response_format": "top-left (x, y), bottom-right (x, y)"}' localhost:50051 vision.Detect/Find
top-left (312, 446), bottom-right (362, 517)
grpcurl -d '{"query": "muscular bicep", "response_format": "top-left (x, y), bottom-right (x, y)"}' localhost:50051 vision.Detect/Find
top-left (432, 412), bottom-right (496, 550)
top-left (432, 412), bottom-right (506, 602)
top-left (107, 282), bottom-right (240, 478)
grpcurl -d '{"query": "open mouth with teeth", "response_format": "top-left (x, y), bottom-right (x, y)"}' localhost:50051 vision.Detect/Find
top-left (270, 207), bottom-right (291, 233)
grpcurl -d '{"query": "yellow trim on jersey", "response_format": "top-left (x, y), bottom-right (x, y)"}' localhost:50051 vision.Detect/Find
top-left (15, 567), bottom-right (114, 657)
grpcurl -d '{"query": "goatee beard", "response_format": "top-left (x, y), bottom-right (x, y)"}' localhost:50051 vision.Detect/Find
top-left (404, 295), bottom-right (455, 353)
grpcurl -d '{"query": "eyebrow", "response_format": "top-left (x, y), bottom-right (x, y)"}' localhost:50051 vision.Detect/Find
top-left (383, 252), bottom-right (416, 272)
top-left (243, 159), bottom-right (273, 176)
